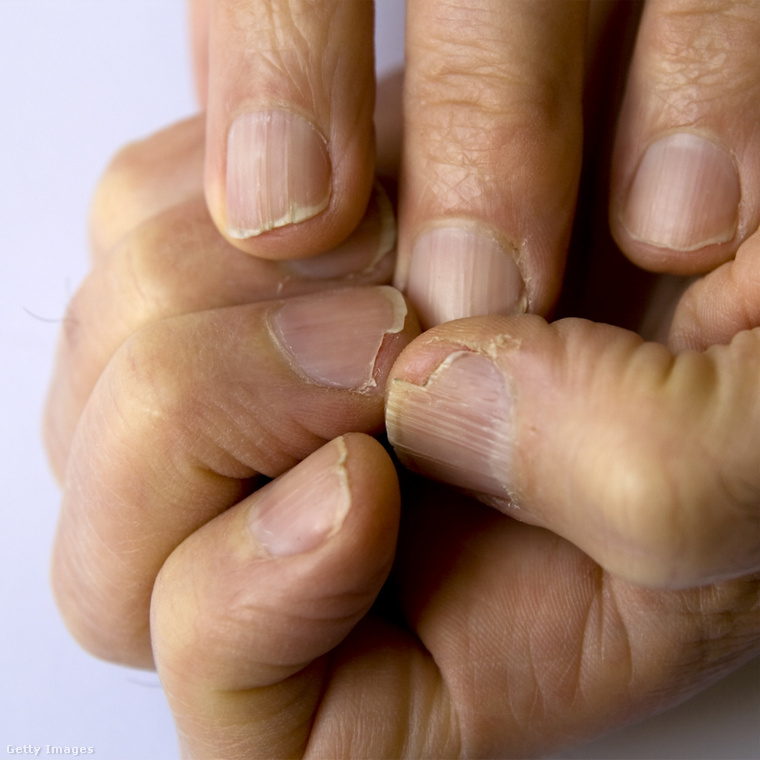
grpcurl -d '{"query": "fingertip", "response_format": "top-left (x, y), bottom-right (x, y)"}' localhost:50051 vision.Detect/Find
top-left (611, 131), bottom-right (742, 274)
top-left (608, 0), bottom-right (760, 275)
top-left (204, 0), bottom-right (377, 260)
top-left (151, 434), bottom-right (400, 707)
top-left (386, 315), bottom-right (760, 588)
top-left (397, 0), bottom-right (586, 325)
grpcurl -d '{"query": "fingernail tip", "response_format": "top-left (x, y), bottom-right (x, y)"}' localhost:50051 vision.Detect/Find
top-left (329, 436), bottom-right (352, 537)
top-left (386, 351), bottom-right (513, 496)
top-left (250, 437), bottom-right (352, 558)
top-left (270, 287), bottom-right (408, 391)
top-left (227, 195), bottom-right (331, 240)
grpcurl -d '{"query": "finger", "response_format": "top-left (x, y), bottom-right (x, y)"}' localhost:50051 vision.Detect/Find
top-left (89, 115), bottom-right (206, 257)
top-left (188, 0), bottom-right (210, 106)
top-left (670, 227), bottom-right (760, 350)
top-left (386, 314), bottom-right (760, 588)
top-left (89, 114), bottom-right (395, 264)
top-left (205, 0), bottom-right (376, 259)
top-left (47, 184), bottom-right (395, 482)
top-left (152, 434), bottom-right (403, 759)
top-left (610, 0), bottom-right (760, 274)
top-left (52, 286), bottom-right (417, 667)
top-left (395, 0), bottom-right (587, 328)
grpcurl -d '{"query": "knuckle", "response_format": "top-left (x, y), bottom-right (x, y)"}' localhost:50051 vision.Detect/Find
top-left (108, 200), bottom-right (222, 330)
top-left (644, 1), bottom-right (760, 120)
top-left (111, 312), bottom-right (304, 481)
top-left (406, 24), bottom-right (582, 210)
top-left (89, 116), bottom-right (205, 254)
top-left (52, 577), bottom-right (150, 666)
top-left (89, 136), bottom-right (154, 251)
top-left (112, 318), bottom-right (197, 438)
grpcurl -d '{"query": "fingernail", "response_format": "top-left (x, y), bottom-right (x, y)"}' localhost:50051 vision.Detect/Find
top-left (249, 438), bottom-right (350, 557)
top-left (621, 133), bottom-right (740, 251)
top-left (269, 286), bottom-right (407, 390)
top-left (386, 351), bottom-right (512, 496)
top-left (287, 181), bottom-right (396, 280)
top-left (226, 110), bottom-right (331, 239)
top-left (405, 225), bottom-right (525, 329)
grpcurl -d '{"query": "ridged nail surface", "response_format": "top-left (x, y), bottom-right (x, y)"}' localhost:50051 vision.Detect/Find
top-left (622, 133), bottom-right (740, 251)
top-left (386, 351), bottom-right (512, 496)
top-left (249, 438), bottom-right (350, 557)
top-left (406, 226), bottom-right (524, 329)
top-left (270, 287), bottom-right (407, 390)
top-left (226, 110), bottom-right (331, 238)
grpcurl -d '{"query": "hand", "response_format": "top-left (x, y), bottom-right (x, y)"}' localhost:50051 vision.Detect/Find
top-left (189, 1), bottom-right (760, 332)
top-left (44, 115), bottom-right (417, 666)
top-left (146, 205), bottom-right (760, 756)
top-left (47, 111), bottom-right (759, 758)
top-left (147, 222), bottom-right (760, 757)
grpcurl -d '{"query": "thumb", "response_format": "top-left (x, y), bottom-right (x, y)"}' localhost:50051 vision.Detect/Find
top-left (151, 434), bottom-right (400, 759)
top-left (386, 315), bottom-right (760, 588)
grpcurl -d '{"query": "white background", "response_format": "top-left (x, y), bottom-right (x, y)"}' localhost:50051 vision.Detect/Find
top-left (0, 2), bottom-right (757, 758)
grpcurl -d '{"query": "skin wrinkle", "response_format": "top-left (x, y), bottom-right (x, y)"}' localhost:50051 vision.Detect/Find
top-left (208, 385), bottom-right (314, 477)
top-left (429, 165), bottom-right (486, 207)
top-left (643, 3), bottom-right (760, 120)
top-left (403, 651), bottom-right (461, 758)
top-left (667, 580), bottom-right (760, 696)
top-left (57, 3), bottom-right (760, 750)
top-left (224, 3), bottom-right (339, 118)
top-left (573, 571), bottom-right (605, 711)
top-left (408, 1), bottom-right (583, 116)
top-left (600, 576), bottom-right (635, 694)
top-left (410, 114), bottom-right (562, 214)
top-left (411, 71), bottom-right (574, 139)
top-left (524, 553), bottom-right (590, 720)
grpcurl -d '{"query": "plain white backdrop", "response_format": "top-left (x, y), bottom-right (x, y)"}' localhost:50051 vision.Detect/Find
top-left (0, 2), bottom-right (756, 758)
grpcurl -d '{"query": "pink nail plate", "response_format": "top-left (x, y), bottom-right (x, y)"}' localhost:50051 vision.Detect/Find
top-left (226, 109), bottom-right (331, 238)
top-left (386, 351), bottom-right (512, 497)
top-left (622, 132), bottom-right (740, 251)
top-left (249, 438), bottom-right (351, 557)
top-left (405, 225), bottom-right (525, 329)
top-left (269, 286), bottom-right (407, 390)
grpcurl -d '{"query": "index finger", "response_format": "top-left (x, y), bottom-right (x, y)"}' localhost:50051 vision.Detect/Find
top-left (203, 0), bottom-right (377, 260)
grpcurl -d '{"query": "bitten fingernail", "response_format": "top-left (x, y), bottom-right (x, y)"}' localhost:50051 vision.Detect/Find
top-left (386, 351), bottom-right (513, 496)
top-left (405, 225), bottom-right (525, 329)
top-left (269, 286), bottom-right (407, 391)
top-left (249, 438), bottom-right (351, 557)
top-left (226, 110), bottom-right (331, 239)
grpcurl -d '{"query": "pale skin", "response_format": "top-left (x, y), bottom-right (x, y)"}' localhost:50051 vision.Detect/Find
top-left (46, 2), bottom-right (760, 759)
